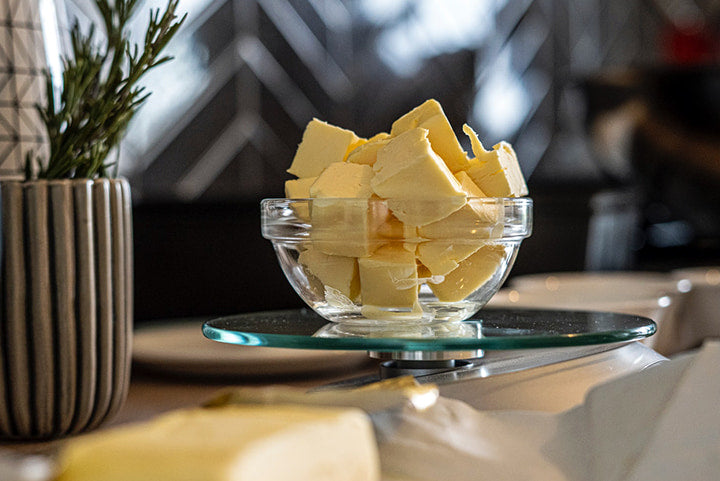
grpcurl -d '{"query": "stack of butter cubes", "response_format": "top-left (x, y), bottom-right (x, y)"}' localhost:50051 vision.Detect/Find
top-left (284, 100), bottom-right (528, 317)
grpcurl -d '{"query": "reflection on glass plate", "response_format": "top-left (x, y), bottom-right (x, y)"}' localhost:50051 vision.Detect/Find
top-left (313, 319), bottom-right (481, 339)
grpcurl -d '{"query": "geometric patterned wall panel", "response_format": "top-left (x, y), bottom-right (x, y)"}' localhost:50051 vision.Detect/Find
top-left (0, 0), bottom-right (49, 178)
top-left (107, 0), bottom-right (668, 201)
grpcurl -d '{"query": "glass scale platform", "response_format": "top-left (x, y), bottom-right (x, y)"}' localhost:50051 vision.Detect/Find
top-left (203, 308), bottom-right (657, 380)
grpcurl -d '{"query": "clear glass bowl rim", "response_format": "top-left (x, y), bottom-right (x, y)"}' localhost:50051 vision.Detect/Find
top-left (261, 196), bottom-right (533, 242)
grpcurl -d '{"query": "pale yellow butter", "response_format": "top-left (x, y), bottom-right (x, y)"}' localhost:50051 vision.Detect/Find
top-left (309, 162), bottom-right (374, 198)
top-left (463, 124), bottom-right (528, 197)
top-left (415, 170), bottom-right (502, 275)
top-left (285, 176), bottom-right (317, 199)
top-left (375, 213), bottom-right (416, 240)
top-left (309, 162), bottom-right (382, 257)
top-left (428, 244), bottom-right (506, 302)
top-left (418, 171), bottom-right (503, 240)
top-left (463, 123), bottom-right (487, 159)
top-left (310, 197), bottom-right (390, 258)
top-left (375, 213), bottom-right (419, 253)
top-left (298, 245), bottom-right (360, 301)
top-left (454, 170), bottom-right (485, 197)
top-left (346, 133), bottom-right (391, 166)
top-left (416, 242), bottom-right (479, 277)
top-left (390, 99), bottom-right (471, 172)
top-left (284, 176), bottom-right (317, 219)
top-left (287, 119), bottom-right (365, 178)
top-left (371, 128), bottom-right (466, 226)
top-left (284, 102), bottom-right (527, 312)
top-left (453, 171), bottom-right (504, 233)
top-left (56, 405), bottom-right (380, 481)
top-left (358, 245), bottom-right (421, 318)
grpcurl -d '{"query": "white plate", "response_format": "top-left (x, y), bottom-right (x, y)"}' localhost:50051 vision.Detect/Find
top-left (487, 287), bottom-right (671, 319)
top-left (132, 319), bottom-right (372, 378)
top-left (498, 270), bottom-right (691, 355)
top-left (510, 271), bottom-right (689, 298)
top-left (670, 267), bottom-right (720, 352)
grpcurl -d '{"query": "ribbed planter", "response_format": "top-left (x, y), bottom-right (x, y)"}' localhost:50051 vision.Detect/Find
top-left (0, 178), bottom-right (133, 439)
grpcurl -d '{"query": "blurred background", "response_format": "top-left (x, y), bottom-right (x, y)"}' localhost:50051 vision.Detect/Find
top-left (5, 0), bottom-right (720, 321)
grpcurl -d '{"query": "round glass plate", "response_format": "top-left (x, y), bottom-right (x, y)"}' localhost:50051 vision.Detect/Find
top-left (203, 308), bottom-right (656, 352)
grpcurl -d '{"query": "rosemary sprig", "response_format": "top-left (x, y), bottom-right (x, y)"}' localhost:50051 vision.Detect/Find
top-left (27, 0), bottom-right (186, 180)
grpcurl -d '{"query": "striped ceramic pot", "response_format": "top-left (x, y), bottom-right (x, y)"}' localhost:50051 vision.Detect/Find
top-left (0, 178), bottom-right (133, 439)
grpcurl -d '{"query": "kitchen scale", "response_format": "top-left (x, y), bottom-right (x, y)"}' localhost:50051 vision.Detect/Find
top-left (203, 308), bottom-right (663, 410)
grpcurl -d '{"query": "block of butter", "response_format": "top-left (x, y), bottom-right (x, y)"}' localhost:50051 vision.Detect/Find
top-left (375, 213), bottom-right (419, 253)
top-left (371, 128), bottom-right (466, 226)
top-left (309, 162), bottom-right (374, 198)
top-left (358, 245), bottom-right (421, 319)
top-left (416, 241), bottom-right (480, 277)
top-left (284, 176), bottom-right (317, 219)
top-left (346, 133), bottom-right (391, 166)
top-left (299, 245), bottom-right (360, 301)
top-left (309, 162), bottom-right (382, 257)
top-left (429, 244), bottom-right (506, 302)
top-left (390, 99), bottom-right (471, 173)
top-left (463, 124), bottom-right (528, 198)
top-left (56, 405), bottom-right (380, 481)
top-left (418, 171), bottom-right (503, 240)
top-left (287, 118), bottom-right (366, 178)
top-left (284, 176), bottom-right (317, 199)
top-left (415, 170), bottom-right (502, 276)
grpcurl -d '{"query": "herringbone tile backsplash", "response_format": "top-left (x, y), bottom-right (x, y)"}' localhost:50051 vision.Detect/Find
top-left (5, 0), bottom-right (664, 198)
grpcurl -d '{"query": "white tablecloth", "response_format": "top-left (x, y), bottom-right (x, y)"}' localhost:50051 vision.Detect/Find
top-left (379, 341), bottom-right (720, 481)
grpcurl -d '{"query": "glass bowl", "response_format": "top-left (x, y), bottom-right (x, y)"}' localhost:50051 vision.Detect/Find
top-left (261, 197), bottom-right (532, 332)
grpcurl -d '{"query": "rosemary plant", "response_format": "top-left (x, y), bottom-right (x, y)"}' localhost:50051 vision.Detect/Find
top-left (26, 0), bottom-right (186, 180)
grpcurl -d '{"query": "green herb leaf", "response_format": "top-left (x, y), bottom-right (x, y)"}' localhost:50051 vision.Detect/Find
top-left (26, 0), bottom-right (186, 180)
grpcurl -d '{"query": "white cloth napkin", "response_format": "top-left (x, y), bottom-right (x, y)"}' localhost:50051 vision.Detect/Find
top-left (379, 341), bottom-right (720, 481)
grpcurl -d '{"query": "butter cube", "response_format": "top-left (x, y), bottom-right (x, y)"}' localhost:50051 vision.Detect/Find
top-left (346, 133), bottom-right (391, 166)
top-left (287, 119), bottom-right (365, 178)
top-left (391, 99), bottom-right (470, 172)
top-left (358, 246), bottom-right (421, 319)
top-left (311, 198), bottom-right (382, 258)
top-left (452, 171), bottom-right (505, 231)
top-left (56, 405), bottom-right (380, 481)
top-left (285, 176), bottom-right (317, 219)
top-left (311, 198), bottom-right (389, 258)
top-left (429, 244), bottom-right (506, 302)
top-left (375, 213), bottom-right (418, 253)
top-left (453, 171), bottom-right (504, 232)
top-left (454, 170), bottom-right (485, 197)
top-left (416, 242), bottom-right (480, 277)
top-left (310, 163), bottom-right (384, 257)
top-left (416, 170), bottom-right (503, 275)
top-left (418, 171), bottom-right (503, 241)
top-left (298, 246), bottom-right (359, 302)
top-left (371, 128), bottom-right (466, 226)
top-left (463, 124), bottom-right (528, 197)
top-left (309, 162), bottom-right (374, 198)
top-left (285, 177), bottom-right (317, 199)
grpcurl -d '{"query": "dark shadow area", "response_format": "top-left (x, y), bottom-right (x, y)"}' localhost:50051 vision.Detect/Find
top-left (132, 201), bottom-right (304, 323)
